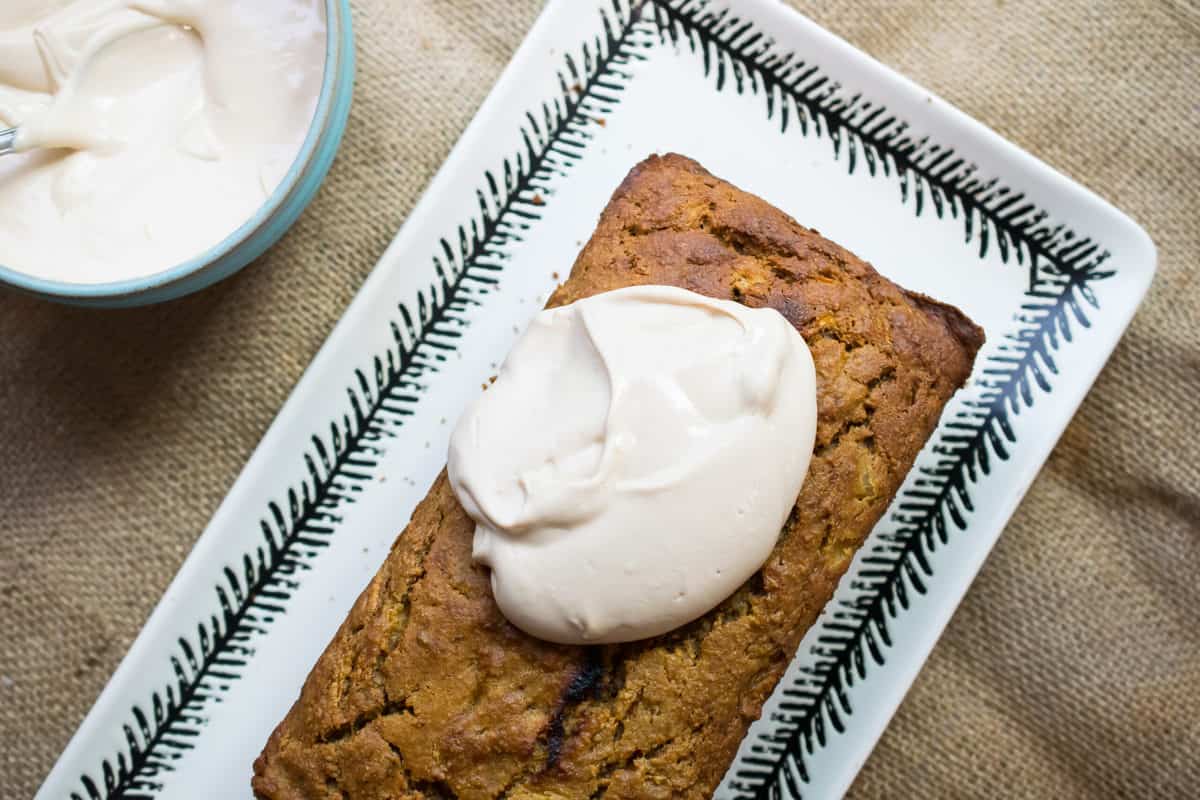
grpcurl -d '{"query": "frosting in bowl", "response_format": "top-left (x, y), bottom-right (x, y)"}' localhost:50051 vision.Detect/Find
top-left (0, 0), bottom-right (326, 284)
top-left (448, 285), bottom-right (818, 645)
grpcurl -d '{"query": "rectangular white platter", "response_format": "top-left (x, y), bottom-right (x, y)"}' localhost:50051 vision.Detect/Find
top-left (38, 1), bottom-right (1155, 798)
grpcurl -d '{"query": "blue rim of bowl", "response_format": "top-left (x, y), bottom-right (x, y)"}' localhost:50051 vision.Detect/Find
top-left (0, 0), bottom-right (354, 304)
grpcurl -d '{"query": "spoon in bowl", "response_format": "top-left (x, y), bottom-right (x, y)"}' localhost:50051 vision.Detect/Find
top-left (0, 124), bottom-right (114, 157)
top-left (0, 127), bottom-right (18, 156)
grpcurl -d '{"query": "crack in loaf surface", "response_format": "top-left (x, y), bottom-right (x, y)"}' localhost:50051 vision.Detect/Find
top-left (252, 154), bottom-right (984, 800)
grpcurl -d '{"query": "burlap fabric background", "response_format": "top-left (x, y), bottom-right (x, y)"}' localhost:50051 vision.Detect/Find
top-left (1, 1), bottom-right (1196, 797)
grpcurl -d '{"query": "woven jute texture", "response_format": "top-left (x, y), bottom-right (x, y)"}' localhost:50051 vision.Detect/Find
top-left (2, 1), bottom-right (1196, 797)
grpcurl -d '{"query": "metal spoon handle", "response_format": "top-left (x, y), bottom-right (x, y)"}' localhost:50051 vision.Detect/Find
top-left (0, 127), bottom-right (19, 156)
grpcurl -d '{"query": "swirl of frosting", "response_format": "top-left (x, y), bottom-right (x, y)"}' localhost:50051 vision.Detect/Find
top-left (448, 285), bottom-right (817, 645)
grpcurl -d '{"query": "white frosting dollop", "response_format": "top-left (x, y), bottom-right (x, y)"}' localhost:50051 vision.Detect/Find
top-left (0, 0), bottom-right (326, 283)
top-left (447, 285), bottom-right (817, 645)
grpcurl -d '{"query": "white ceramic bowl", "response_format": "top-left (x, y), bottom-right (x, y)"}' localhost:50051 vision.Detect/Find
top-left (0, 0), bottom-right (355, 308)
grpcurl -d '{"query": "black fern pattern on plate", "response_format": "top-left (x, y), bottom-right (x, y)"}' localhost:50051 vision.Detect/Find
top-left (73, 3), bottom-right (655, 798)
top-left (73, 1), bottom-right (1115, 798)
top-left (648, 2), bottom-right (1113, 797)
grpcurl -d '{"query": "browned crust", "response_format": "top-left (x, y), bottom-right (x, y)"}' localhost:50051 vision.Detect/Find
top-left (252, 153), bottom-right (984, 800)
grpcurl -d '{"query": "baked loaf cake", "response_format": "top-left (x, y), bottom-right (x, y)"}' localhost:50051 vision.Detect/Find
top-left (253, 154), bottom-right (984, 799)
